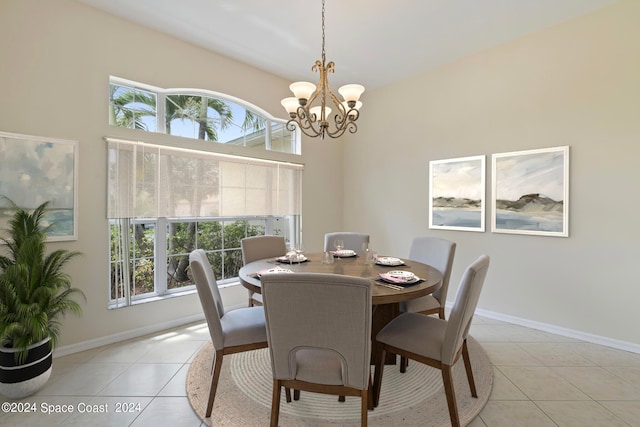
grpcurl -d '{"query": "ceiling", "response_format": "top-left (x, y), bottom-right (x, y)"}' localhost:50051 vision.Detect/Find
top-left (76, 0), bottom-right (617, 91)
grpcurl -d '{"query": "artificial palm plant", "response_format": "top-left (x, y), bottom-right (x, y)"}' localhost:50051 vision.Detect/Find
top-left (0, 196), bottom-right (85, 364)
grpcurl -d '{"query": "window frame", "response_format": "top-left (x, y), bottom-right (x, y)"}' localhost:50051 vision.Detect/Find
top-left (108, 214), bottom-right (298, 309)
top-left (109, 76), bottom-right (301, 155)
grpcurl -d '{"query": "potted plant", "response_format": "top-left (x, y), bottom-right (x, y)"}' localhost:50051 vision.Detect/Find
top-left (0, 197), bottom-right (85, 398)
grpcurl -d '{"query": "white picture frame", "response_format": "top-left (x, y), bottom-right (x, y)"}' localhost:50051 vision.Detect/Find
top-left (429, 155), bottom-right (485, 232)
top-left (491, 146), bottom-right (569, 237)
top-left (0, 131), bottom-right (79, 241)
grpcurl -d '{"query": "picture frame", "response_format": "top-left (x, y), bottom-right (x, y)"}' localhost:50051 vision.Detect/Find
top-left (491, 146), bottom-right (569, 237)
top-left (429, 155), bottom-right (485, 232)
top-left (0, 131), bottom-right (78, 241)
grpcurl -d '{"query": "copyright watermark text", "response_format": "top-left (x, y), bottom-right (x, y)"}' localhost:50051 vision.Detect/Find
top-left (2, 401), bottom-right (142, 415)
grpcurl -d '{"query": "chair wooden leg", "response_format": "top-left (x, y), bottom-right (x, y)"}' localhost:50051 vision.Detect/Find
top-left (285, 387), bottom-right (292, 403)
top-left (270, 379), bottom-right (281, 427)
top-left (339, 395), bottom-right (345, 402)
top-left (441, 364), bottom-right (460, 427)
top-left (206, 350), bottom-right (224, 417)
top-left (367, 373), bottom-right (374, 410)
top-left (400, 355), bottom-right (408, 373)
top-left (462, 339), bottom-right (478, 397)
top-left (294, 389), bottom-right (300, 400)
top-left (372, 347), bottom-right (386, 407)
top-left (438, 307), bottom-right (446, 319)
top-left (361, 389), bottom-right (369, 427)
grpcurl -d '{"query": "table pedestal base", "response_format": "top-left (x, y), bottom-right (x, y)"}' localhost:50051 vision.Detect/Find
top-left (371, 303), bottom-right (400, 366)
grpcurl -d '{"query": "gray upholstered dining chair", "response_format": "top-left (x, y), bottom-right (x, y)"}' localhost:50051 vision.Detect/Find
top-left (189, 249), bottom-right (268, 418)
top-left (398, 237), bottom-right (456, 372)
top-left (372, 255), bottom-right (490, 427)
top-left (401, 236), bottom-right (456, 319)
top-left (240, 235), bottom-right (288, 307)
top-left (323, 232), bottom-right (370, 254)
top-left (260, 272), bottom-right (372, 427)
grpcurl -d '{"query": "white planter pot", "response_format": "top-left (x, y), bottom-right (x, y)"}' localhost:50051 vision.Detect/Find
top-left (0, 337), bottom-right (52, 399)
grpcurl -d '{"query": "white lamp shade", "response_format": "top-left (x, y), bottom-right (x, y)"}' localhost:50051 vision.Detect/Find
top-left (289, 81), bottom-right (316, 100)
top-left (338, 84), bottom-right (365, 102)
top-left (310, 106), bottom-right (332, 119)
top-left (281, 97), bottom-right (299, 114)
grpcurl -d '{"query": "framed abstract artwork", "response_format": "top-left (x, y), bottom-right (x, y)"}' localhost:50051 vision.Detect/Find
top-left (0, 131), bottom-right (78, 241)
top-left (492, 146), bottom-right (569, 237)
top-left (429, 155), bottom-right (485, 232)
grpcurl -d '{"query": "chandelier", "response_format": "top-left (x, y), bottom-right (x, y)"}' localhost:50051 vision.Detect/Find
top-left (281, 0), bottom-right (364, 140)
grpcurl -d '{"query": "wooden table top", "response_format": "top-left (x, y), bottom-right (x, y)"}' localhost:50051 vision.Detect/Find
top-left (239, 252), bottom-right (442, 305)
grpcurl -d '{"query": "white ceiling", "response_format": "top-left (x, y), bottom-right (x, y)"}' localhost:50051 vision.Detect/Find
top-left (76, 0), bottom-right (617, 90)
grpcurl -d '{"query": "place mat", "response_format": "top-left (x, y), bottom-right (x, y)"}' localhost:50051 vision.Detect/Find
top-left (187, 336), bottom-right (493, 426)
top-left (376, 277), bottom-right (424, 288)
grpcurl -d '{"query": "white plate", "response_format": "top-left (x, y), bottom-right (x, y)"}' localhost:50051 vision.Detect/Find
top-left (277, 255), bottom-right (308, 262)
top-left (258, 267), bottom-right (294, 276)
top-left (333, 249), bottom-right (357, 257)
top-left (380, 270), bottom-right (419, 284)
top-left (376, 256), bottom-right (404, 266)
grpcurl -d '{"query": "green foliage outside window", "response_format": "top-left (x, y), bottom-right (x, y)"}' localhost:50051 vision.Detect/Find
top-left (110, 219), bottom-right (264, 301)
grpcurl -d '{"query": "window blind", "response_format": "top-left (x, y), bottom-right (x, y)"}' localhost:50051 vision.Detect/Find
top-left (106, 138), bottom-right (303, 219)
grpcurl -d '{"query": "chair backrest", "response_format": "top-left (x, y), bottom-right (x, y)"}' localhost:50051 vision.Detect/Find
top-left (441, 255), bottom-right (490, 364)
top-left (260, 273), bottom-right (372, 390)
top-left (189, 249), bottom-right (225, 351)
top-left (408, 237), bottom-right (456, 304)
top-left (241, 235), bottom-right (287, 264)
top-left (323, 232), bottom-right (370, 254)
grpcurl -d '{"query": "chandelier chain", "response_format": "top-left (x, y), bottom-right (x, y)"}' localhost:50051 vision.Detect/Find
top-left (321, 0), bottom-right (326, 63)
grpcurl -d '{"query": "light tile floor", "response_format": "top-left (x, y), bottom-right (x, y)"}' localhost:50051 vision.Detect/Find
top-left (2, 315), bottom-right (639, 426)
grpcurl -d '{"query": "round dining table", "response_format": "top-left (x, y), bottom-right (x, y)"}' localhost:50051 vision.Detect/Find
top-left (239, 252), bottom-right (443, 366)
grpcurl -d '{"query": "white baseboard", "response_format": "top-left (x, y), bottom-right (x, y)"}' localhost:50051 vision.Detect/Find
top-left (474, 307), bottom-right (640, 355)
top-left (53, 313), bottom-right (206, 358)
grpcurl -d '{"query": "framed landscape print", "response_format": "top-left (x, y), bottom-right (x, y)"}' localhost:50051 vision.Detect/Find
top-left (0, 131), bottom-right (78, 241)
top-left (492, 146), bottom-right (569, 237)
top-left (429, 155), bottom-right (485, 232)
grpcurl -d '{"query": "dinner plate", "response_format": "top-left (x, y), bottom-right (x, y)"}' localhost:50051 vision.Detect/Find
top-left (376, 256), bottom-right (404, 266)
top-left (333, 249), bottom-right (357, 257)
top-left (379, 270), bottom-right (419, 284)
top-left (258, 267), bottom-right (294, 277)
top-left (276, 255), bottom-right (308, 263)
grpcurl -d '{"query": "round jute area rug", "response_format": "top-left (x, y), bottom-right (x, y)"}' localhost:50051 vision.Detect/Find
top-left (187, 337), bottom-right (492, 426)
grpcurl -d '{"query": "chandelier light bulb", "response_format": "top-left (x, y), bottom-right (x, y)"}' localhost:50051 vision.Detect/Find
top-left (310, 105), bottom-right (332, 120)
top-left (281, 97), bottom-right (300, 118)
top-left (289, 82), bottom-right (316, 105)
top-left (338, 84), bottom-right (365, 106)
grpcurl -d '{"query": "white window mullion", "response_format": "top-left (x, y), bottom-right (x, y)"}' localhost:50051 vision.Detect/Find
top-left (155, 218), bottom-right (168, 295)
top-left (156, 92), bottom-right (166, 134)
top-left (265, 121), bottom-right (272, 151)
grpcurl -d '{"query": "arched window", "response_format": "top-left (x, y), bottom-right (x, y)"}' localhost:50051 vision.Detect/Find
top-left (109, 77), bottom-right (299, 154)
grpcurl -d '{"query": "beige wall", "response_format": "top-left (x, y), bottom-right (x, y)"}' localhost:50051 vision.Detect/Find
top-left (0, 0), bottom-right (342, 350)
top-left (345, 0), bottom-right (640, 347)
